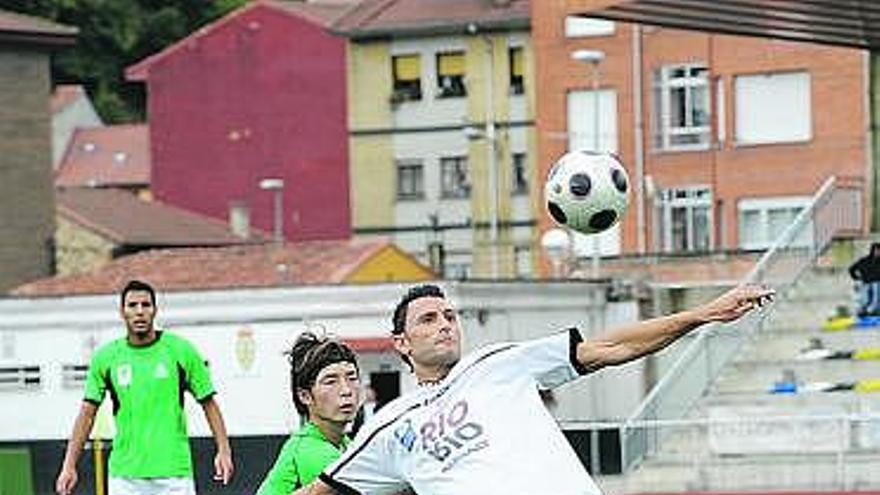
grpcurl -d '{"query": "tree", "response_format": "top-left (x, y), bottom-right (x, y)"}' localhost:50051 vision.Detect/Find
top-left (1, 0), bottom-right (247, 123)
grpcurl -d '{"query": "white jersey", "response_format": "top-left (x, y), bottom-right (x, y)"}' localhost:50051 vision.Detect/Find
top-left (319, 329), bottom-right (603, 495)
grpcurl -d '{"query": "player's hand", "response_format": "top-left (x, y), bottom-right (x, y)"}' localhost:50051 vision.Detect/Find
top-left (213, 449), bottom-right (234, 485)
top-left (695, 284), bottom-right (775, 323)
top-left (55, 465), bottom-right (77, 495)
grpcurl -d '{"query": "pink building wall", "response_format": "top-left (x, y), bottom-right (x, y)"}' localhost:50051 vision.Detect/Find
top-left (130, 4), bottom-right (351, 241)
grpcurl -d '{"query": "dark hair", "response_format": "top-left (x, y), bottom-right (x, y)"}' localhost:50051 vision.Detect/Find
top-left (287, 332), bottom-right (359, 419)
top-left (392, 284), bottom-right (446, 335)
top-left (391, 284), bottom-right (446, 369)
top-left (120, 280), bottom-right (156, 308)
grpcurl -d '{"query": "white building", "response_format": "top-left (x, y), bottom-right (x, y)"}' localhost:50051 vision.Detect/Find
top-left (2, 281), bottom-right (641, 442)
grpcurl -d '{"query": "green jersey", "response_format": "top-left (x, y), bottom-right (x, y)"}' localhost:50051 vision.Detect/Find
top-left (256, 422), bottom-right (350, 495)
top-left (84, 331), bottom-right (215, 478)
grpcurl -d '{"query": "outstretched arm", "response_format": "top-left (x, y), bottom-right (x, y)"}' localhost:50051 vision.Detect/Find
top-left (576, 284), bottom-right (774, 373)
top-left (292, 479), bottom-right (336, 495)
top-left (56, 401), bottom-right (98, 495)
top-left (201, 396), bottom-right (234, 485)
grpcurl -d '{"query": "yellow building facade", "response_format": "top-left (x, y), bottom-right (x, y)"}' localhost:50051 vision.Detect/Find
top-left (340, 5), bottom-right (538, 279)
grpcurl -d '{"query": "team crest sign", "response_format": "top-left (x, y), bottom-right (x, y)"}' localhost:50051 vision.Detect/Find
top-left (235, 328), bottom-right (256, 372)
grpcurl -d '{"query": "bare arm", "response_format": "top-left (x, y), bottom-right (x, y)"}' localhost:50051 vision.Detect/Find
top-left (56, 401), bottom-right (98, 495)
top-left (291, 478), bottom-right (336, 495)
top-left (201, 396), bottom-right (234, 485)
top-left (577, 284), bottom-right (775, 372)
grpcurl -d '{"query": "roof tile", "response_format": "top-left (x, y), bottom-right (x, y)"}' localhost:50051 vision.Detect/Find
top-left (11, 238), bottom-right (403, 297)
top-left (56, 188), bottom-right (267, 247)
top-left (332, 0), bottom-right (529, 37)
top-left (0, 8), bottom-right (77, 37)
top-left (55, 124), bottom-right (150, 188)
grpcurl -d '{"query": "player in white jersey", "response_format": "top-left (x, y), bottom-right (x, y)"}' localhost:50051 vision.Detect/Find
top-left (293, 283), bottom-right (774, 495)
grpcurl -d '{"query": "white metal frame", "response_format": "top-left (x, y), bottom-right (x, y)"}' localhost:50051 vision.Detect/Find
top-left (621, 176), bottom-right (863, 472)
top-left (656, 186), bottom-right (713, 252)
top-left (655, 64), bottom-right (711, 151)
top-left (738, 195), bottom-right (812, 250)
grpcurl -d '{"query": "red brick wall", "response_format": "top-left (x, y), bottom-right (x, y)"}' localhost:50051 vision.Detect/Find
top-left (533, 1), bottom-right (868, 267)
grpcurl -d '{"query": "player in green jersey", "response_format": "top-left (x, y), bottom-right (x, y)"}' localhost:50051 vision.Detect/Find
top-left (56, 280), bottom-right (234, 495)
top-left (256, 332), bottom-right (361, 495)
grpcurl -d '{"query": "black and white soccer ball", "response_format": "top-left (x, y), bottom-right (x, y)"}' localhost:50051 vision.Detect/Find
top-left (544, 150), bottom-right (630, 235)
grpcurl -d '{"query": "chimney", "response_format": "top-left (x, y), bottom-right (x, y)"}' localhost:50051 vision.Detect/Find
top-left (229, 202), bottom-right (251, 240)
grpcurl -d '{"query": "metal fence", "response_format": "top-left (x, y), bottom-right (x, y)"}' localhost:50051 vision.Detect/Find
top-left (618, 176), bottom-right (864, 472)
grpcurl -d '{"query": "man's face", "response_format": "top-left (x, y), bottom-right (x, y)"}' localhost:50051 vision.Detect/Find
top-left (121, 290), bottom-right (156, 336)
top-left (394, 296), bottom-right (462, 370)
top-left (301, 361), bottom-right (361, 425)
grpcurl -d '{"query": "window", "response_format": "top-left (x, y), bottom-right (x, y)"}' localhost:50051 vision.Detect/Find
top-left (564, 16), bottom-right (615, 37)
top-left (656, 187), bottom-right (712, 252)
top-left (567, 89), bottom-right (618, 152)
top-left (392, 54), bottom-right (422, 102)
top-left (396, 160), bottom-right (424, 200)
top-left (512, 153), bottom-right (528, 195)
top-left (62, 364), bottom-right (88, 389)
top-left (738, 197), bottom-right (812, 250)
top-left (735, 71), bottom-right (811, 145)
top-left (654, 64), bottom-right (711, 150)
top-left (509, 47), bottom-right (525, 95)
top-left (440, 156), bottom-right (470, 199)
top-left (445, 262), bottom-right (471, 280)
top-left (0, 366), bottom-right (41, 390)
top-left (437, 52), bottom-right (466, 98)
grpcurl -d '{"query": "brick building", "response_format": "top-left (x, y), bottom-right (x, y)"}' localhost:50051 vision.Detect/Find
top-left (532, 1), bottom-right (869, 263)
top-left (0, 9), bottom-right (76, 292)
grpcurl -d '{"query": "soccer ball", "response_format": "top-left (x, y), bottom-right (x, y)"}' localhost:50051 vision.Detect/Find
top-left (544, 150), bottom-right (630, 235)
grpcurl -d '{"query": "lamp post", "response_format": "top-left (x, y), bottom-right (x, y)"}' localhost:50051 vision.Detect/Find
top-left (571, 49), bottom-right (605, 279)
top-left (468, 23), bottom-right (499, 279)
top-left (541, 228), bottom-right (572, 278)
top-left (259, 177), bottom-right (285, 244)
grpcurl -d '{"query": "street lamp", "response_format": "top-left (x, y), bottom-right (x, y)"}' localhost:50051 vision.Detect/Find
top-left (259, 177), bottom-right (285, 244)
top-left (570, 49), bottom-right (605, 151)
top-left (571, 49), bottom-right (605, 279)
top-left (541, 228), bottom-right (572, 278)
top-left (468, 22), bottom-right (499, 280)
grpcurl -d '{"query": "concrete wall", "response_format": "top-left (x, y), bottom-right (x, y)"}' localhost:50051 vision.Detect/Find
top-left (51, 90), bottom-right (102, 168)
top-left (0, 48), bottom-right (55, 292)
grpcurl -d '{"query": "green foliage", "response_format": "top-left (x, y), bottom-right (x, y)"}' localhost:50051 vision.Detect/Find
top-left (0, 0), bottom-right (248, 123)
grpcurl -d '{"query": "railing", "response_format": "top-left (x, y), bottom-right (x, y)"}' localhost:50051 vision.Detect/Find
top-left (565, 413), bottom-right (880, 492)
top-left (619, 176), bottom-right (864, 471)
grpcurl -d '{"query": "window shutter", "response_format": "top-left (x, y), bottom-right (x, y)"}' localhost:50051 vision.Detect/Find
top-left (394, 55), bottom-right (421, 81)
top-left (438, 52), bottom-right (465, 76)
top-left (511, 48), bottom-right (524, 77)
